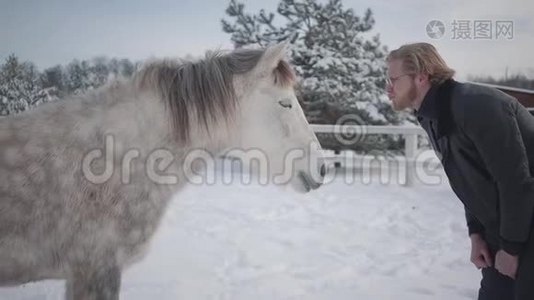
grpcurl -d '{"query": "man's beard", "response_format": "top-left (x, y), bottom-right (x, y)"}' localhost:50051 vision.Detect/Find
top-left (394, 84), bottom-right (417, 111)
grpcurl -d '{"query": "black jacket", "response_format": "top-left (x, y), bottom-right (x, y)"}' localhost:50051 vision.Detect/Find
top-left (416, 79), bottom-right (534, 255)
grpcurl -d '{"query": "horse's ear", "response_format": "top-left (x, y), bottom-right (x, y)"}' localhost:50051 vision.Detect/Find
top-left (254, 41), bottom-right (290, 76)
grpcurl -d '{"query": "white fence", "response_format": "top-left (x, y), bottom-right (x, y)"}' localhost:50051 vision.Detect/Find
top-left (1, 114), bottom-right (439, 186)
top-left (311, 124), bottom-right (442, 187)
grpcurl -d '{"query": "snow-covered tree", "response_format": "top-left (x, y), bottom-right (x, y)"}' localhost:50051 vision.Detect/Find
top-left (63, 57), bottom-right (139, 95)
top-left (0, 55), bottom-right (140, 116)
top-left (0, 55), bottom-right (50, 116)
top-left (222, 0), bottom-right (411, 127)
top-left (90, 56), bottom-right (111, 88)
top-left (64, 59), bottom-right (92, 95)
top-left (108, 58), bottom-right (136, 78)
top-left (41, 65), bottom-right (66, 91)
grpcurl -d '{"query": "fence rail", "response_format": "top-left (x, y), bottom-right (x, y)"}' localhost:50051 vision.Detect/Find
top-left (310, 124), bottom-right (426, 135)
top-left (311, 124), bottom-right (440, 186)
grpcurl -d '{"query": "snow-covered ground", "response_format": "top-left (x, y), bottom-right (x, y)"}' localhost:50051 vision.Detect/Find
top-left (0, 167), bottom-right (481, 300)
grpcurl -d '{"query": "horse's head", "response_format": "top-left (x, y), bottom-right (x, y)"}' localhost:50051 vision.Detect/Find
top-left (135, 43), bottom-right (324, 192)
top-left (230, 42), bottom-right (325, 192)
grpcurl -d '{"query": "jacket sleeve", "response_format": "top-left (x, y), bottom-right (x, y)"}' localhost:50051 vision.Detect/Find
top-left (460, 96), bottom-right (534, 255)
top-left (465, 208), bottom-right (484, 236)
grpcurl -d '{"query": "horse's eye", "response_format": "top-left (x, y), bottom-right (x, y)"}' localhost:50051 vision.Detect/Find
top-left (278, 99), bottom-right (292, 109)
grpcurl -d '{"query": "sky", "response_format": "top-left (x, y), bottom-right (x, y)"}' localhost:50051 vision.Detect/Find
top-left (1, 0), bottom-right (533, 80)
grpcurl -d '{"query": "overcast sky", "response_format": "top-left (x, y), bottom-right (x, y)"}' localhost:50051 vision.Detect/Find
top-left (1, 0), bottom-right (533, 80)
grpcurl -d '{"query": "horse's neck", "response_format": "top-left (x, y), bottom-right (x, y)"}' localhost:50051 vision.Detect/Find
top-left (88, 81), bottom-right (235, 159)
top-left (93, 83), bottom-right (173, 150)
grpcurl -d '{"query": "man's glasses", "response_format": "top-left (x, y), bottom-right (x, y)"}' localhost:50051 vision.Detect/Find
top-left (386, 74), bottom-right (412, 86)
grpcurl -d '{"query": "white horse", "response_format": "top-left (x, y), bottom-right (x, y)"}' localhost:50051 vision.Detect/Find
top-left (0, 42), bottom-right (325, 299)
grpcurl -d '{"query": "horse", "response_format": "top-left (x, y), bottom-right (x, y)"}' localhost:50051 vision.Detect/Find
top-left (0, 42), bottom-right (325, 299)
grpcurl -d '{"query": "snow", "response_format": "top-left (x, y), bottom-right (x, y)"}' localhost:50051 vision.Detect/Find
top-left (0, 168), bottom-right (480, 300)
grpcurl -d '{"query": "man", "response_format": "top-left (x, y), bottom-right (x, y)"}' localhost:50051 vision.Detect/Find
top-left (386, 43), bottom-right (534, 299)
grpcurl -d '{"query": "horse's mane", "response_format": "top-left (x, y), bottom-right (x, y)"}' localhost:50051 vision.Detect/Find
top-left (133, 48), bottom-right (296, 144)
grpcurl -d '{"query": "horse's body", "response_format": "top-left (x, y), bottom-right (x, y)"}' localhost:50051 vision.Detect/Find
top-left (0, 43), bottom-right (324, 299)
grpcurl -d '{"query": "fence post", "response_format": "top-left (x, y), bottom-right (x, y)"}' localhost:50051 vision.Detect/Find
top-left (404, 134), bottom-right (418, 187)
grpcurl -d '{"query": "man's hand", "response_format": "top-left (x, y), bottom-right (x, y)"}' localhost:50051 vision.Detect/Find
top-left (495, 250), bottom-right (519, 279)
top-left (470, 233), bottom-right (493, 269)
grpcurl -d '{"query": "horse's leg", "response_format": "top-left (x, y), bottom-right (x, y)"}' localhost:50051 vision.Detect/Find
top-left (65, 262), bottom-right (121, 300)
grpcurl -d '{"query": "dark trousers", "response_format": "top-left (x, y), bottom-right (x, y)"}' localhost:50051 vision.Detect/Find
top-left (478, 233), bottom-right (534, 300)
top-left (478, 266), bottom-right (514, 300)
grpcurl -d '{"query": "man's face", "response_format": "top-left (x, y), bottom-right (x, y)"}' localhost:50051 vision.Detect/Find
top-left (386, 59), bottom-right (416, 111)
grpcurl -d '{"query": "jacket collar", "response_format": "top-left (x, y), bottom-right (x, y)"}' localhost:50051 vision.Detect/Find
top-left (416, 84), bottom-right (439, 119)
top-left (415, 78), bottom-right (457, 138)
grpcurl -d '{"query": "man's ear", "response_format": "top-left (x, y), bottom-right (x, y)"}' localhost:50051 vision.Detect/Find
top-left (423, 73), bottom-right (431, 84)
top-left (253, 41), bottom-right (290, 78)
top-left (415, 72), bottom-right (430, 86)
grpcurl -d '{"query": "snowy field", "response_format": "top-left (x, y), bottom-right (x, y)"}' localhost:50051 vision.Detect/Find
top-left (0, 167), bottom-right (481, 300)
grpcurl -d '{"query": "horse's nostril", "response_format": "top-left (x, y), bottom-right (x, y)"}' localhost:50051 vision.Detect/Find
top-left (320, 164), bottom-right (326, 177)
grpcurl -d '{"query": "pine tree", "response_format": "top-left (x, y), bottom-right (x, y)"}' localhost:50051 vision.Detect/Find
top-left (222, 0), bottom-right (411, 127)
top-left (0, 55), bottom-right (48, 116)
top-left (65, 59), bottom-right (91, 94)
top-left (0, 55), bottom-right (138, 116)
top-left (90, 56), bottom-right (111, 88)
top-left (41, 65), bottom-right (66, 91)
top-left (108, 58), bottom-right (136, 78)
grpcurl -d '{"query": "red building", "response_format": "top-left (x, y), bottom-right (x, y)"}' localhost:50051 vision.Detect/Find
top-left (469, 81), bottom-right (534, 112)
